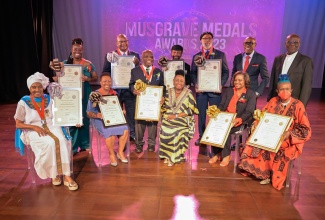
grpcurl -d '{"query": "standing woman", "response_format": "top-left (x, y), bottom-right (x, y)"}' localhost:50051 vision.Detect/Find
top-left (208, 71), bottom-right (256, 166)
top-left (64, 38), bottom-right (98, 155)
top-left (159, 70), bottom-right (199, 167)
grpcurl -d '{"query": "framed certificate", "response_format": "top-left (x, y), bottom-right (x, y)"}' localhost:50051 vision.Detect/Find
top-left (135, 85), bottom-right (163, 121)
top-left (58, 64), bottom-right (83, 89)
top-left (52, 88), bottom-right (83, 126)
top-left (98, 95), bottom-right (126, 126)
top-left (197, 59), bottom-right (222, 92)
top-left (164, 60), bottom-right (184, 89)
top-left (247, 112), bottom-right (293, 153)
top-left (200, 112), bottom-right (237, 148)
top-left (111, 56), bottom-right (135, 89)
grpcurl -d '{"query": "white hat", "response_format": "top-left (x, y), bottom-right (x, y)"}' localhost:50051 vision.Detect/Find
top-left (27, 72), bottom-right (49, 89)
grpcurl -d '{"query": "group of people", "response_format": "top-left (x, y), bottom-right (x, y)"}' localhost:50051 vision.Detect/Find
top-left (15, 31), bottom-right (313, 191)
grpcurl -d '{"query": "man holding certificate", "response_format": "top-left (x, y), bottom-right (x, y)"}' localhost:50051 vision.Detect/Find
top-left (190, 32), bottom-right (229, 146)
top-left (129, 50), bottom-right (165, 153)
top-left (239, 75), bottom-right (311, 190)
top-left (102, 34), bottom-right (140, 142)
top-left (208, 71), bottom-right (256, 166)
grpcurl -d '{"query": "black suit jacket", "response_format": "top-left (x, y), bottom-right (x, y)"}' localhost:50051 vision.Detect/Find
top-left (267, 52), bottom-right (313, 106)
top-left (190, 48), bottom-right (229, 93)
top-left (232, 51), bottom-right (269, 96)
top-left (102, 50), bottom-right (140, 74)
top-left (219, 87), bottom-right (256, 125)
top-left (129, 66), bottom-right (166, 94)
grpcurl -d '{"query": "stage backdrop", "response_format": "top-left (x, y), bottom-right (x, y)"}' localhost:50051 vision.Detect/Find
top-left (53, 0), bottom-right (322, 87)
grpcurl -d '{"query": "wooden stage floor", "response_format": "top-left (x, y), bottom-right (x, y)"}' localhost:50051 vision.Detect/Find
top-left (0, 89), bottom-right (325, 220)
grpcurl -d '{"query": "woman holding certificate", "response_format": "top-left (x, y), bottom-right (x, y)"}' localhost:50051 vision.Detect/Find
top-left (14, 72), bottom-right (78, 190)
top-left (60, 38), bottom-right (98, 155)
top-left (86, 73), bottom-right (129, 166)
top-left (209, 71), bottom-right (256, 166)
top-left (159, 70), bottom-right (199, 167)
top-left (238, 75), bottom-right (311, 190)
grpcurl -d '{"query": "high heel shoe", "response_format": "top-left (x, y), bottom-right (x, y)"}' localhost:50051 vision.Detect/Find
top-left (109, 155), bottom-right (118, 167)
top-left (163, 158), bottom-right (169, 164)
top-left (220, 155), bottom-right (231, 167)
top-left (117, 153), bottom-right (128, 163)
top-left (167, 161), bottom-right (174, 167)
top-left (209, 154), bottom-right (221, 164)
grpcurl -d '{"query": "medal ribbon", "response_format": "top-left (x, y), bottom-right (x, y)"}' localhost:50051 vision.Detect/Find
top-left (116, 49), bottom-right (128, 56)
top-left (201, 47), bottom-right (214, 59)
top-left (140, 65), bottom-right (155, 82)
top-left (30, 95), bottom-right (45, 120)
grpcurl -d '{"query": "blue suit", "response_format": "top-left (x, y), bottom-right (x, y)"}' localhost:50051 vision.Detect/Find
top-left (232, 51), bottom-right (269, 96)
top-left (102, 50), bottom-right (140, 138)
top-left (190, 49), bottom-right (229, 138)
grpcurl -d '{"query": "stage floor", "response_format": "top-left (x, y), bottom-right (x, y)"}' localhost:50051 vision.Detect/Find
top-left (0, 88), bottom-right (324, 219)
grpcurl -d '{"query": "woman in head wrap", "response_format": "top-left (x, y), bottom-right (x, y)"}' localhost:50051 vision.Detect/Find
top-left (51, 38), bottom-right (98, 155)
top-left (238, 74), bottom-right (312, 190)
top-left (14, 72), bottom-right (78, 190)
top-left (159, 70), bottom-right (199, 167)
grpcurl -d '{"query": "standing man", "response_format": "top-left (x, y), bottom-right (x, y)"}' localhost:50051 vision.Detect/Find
top-left (232, 36), bottom-right (269, 97)
top-left (170, 45), bottom-right (192, 86)
top-left (190, 32), bottom-right (229, 146)
top-left (102, 34), bottom-right (140, 141)
top-left (129, 50), bottom-right (165, 153)
top-left (267, 34), bottom-right (313, 106)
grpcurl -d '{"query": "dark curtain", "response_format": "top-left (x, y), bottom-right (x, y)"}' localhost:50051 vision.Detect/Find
top-left (1, 0), bottom-right (53, 103)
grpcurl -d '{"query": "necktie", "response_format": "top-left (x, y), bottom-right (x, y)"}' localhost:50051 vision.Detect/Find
top-left (146, 68), bottom-right (150, 74)
top-left (205, 51), bottom-right (210, 59)
top-left (243, 55), bottom-right (250, 72)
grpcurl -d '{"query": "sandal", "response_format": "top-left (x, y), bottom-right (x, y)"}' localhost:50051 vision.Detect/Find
top-left (220, 155), bottom-right (231, 167)
top-left (209, 155), bottom-right (220, 164)
top-left (260, 179), bottom-right (271, 185)
top-left (64, 180), bottom-right (79, 191)
top-left (52, 176), bottom-right (62, 186)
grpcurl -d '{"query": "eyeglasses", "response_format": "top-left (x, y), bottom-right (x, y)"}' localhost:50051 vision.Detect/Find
top-left (117, 40), bottom-right (128, 44)
top-left (286, 41), bottom-right (300, 45)
top-left (202, 37), bottom-right (212, 40)
top-left (244, 42), bottom-right (255, 46)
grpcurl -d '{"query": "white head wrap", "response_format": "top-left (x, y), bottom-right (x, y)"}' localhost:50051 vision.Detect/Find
top-left (27, 72), bottom-right (49, 90)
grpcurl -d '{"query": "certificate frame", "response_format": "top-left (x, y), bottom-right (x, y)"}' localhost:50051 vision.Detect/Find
top-left (247, 112), bottom-right (293, 153)
top-left (197, 59), bottom-right (222, 93)
top-left (111, 55), bottom-right (135, 89)
top-left (52, 88), bottom-right (83, 126)
top-left (135, 85), bottom-right (163, 121)
top-left (58, 64), bottom-right (83, 89)
top-left (200, 112), bottom-right (237, 148)
top-left (98, 95), bottom-right (127, 127)
top-left (163, 60), bottom-right (185, 89)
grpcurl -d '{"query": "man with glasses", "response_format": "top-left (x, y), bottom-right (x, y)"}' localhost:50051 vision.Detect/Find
top-left (232, 36), bottom-right (269, 98)
top-left (102, 34), bottom-right (140, 142)
top-left (267, 34), bottom-right (313, 106)
top-left (190, 32), bottom-right (229, 146)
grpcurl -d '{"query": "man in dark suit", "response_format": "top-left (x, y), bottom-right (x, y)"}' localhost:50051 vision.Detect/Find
top-left (232, 37), bottom-right (269, 97)
top-left (267, 34), bottom-right (313, 106)
top-left (170, 45), bottom-right (192, 86)
top-left (102, 34), bottom-right (140, 141)
top-left (129, 50), bottom-right (165, 153)
top-left (190, 32), bottom-right (229, 145)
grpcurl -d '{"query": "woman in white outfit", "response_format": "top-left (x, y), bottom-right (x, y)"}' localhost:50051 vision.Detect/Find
top-left (14, 72), bottom-right (78, 190)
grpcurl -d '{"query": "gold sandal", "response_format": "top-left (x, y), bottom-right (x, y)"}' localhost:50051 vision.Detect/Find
top-left (64, 180), bottom-right (79, 191)
top-left (52, 176), bottom-right (62, 186)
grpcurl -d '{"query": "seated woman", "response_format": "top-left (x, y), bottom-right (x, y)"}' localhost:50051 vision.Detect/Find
top-left (159, 70), bottom-right (199, 167)
top-left (86, 73), bottom-right (128, 167)
top-left (209, 71), bottom-right (256, 166)
top-left (14, 72), bottom-right (78, 190)
top-left (238, 74), bottom-right (311, 190)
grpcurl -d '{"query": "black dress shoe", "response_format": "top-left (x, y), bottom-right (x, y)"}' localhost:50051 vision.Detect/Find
top-left (130, 136), bottom-right (136, 142)
top-left (194, 138), bottom-right (201, 146)
top-left (147, 146), bottom-right (155, 152)
top-left (135, 147), bottom-right (143, 153)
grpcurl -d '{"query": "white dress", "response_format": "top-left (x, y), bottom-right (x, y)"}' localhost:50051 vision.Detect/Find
top-left (14, 96), bottom-right (71, 179)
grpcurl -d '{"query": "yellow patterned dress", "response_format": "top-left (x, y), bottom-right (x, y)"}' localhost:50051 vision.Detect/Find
top-left (159, 87), bottom-right (199, 163)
